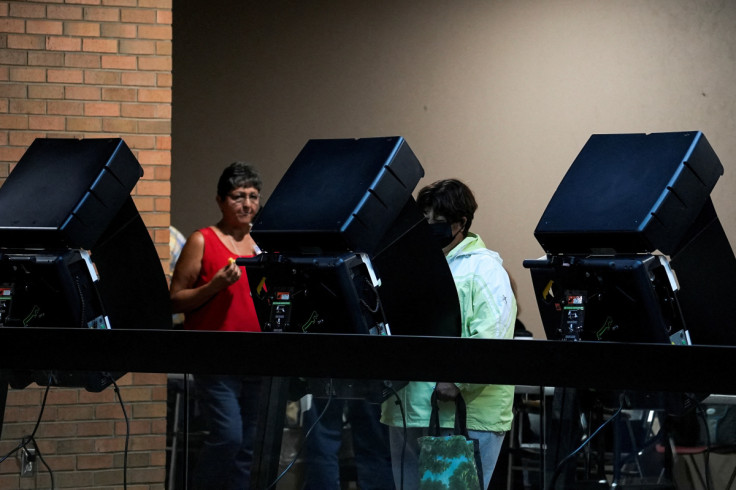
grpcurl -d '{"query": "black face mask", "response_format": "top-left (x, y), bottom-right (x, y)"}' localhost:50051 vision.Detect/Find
top-left (428, 222), bottom-right (456, 249)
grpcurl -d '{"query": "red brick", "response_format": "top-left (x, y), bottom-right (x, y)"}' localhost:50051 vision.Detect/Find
top-left (137, 150), bottom-right (170, 165)
top-left (7, 34), bottom-right (45, 50)
top-left (48, 68), bottom-right (84, 84)
top-left (120, 8), bottom-right (156, 24)
top-left (138, 88), bottom-right (170, 103)
top-left (78, 453), bottom-right (114, 470)
top-left (136, 180), bottom-right (170, 196)
top-left (141, 0), bottom-right (172, 7)
top-left (29, 115), bottom-right (65, 131)
top-left (84, 101), bottom-right (120, 116)
top-left (142, 0), bottom-right (172, 7)
top-left (83, 38), bottom-right (118, 53)
top-left (137, 119), bottom-right (169, 134)
top-left (65, 84), bottom-right (100, 99)
top-left (9, 132), bottom-right (45, 147)
top-left (128, 434), bottom-right (166, 451)
top-left (8, 3), bottom-right (46, 18)
top-left (46, 36), bottom-right (82, 52)
top-left (46, 100), bottom-right (84, 116)
top-left (157, 10), bottom-right (172, 25)
top-left (101, 54), bottom-right (137, 70)
top-left (65, 53), bottom-right (101, 68)
top-left (0, 114), bottom-right (27, 129)
top-left (84, 7), bottom-right (120, 22)
top-left (55, 471), bottom-right (94, 488)
top-left (157, 72), bottom-right (172, 87)
top-left (156, 39), bottom-right (172, 56)
top-left (28, 51), bottom-right (64, 66)
top-left (0, 18), bottom-right (25, 33)
top-left (156, 104), bottom-right (170, 118)
top-left (0, 84), bottom-right (26, 98)
top-left (9, 66), bottom-right (46, 82)
top-left (77, 420), bottom-right (116, 437)
top-left (9, 99), bottom-right (46, 114)
top-left (28, 84), bottom-right (63, 98)
top-left (26, 20), bottom-right (64, 35)
top-left (84, 69), bottom-right (120, 84)
top-left (66, 21), bottom-right (102, 37)
top-left (155, 135), bottom-right (171, 150)
top-left (119, 39), bottom-right (155, 55)
top-left (154, 198), bottom-right (171, 214)
top-left (138, 24), bottom-right (171, 40)
top-left (66, 117), bottom-right (102, 131)
top-left (47, 389), bottom-right (80, 405)
top-left (95, 436), bottom-right (126, 453)
top-left (42, 454), bottom-right (76, 471)
top-left (48, 5), bottom-right (85, 20)
top-left (0, 146), bottom-right (27, 162)
top-left (102, 117), bottom-right (136, 133)
top-left (133, 195), bottom-right (154, 211)
top-left (138, 56), bottom-right (171, 71)
top-left (102, 87), bottom-right (136, 101)
top-left (122, 134), bottom-right (155, 149)
top-left (0, 50), bottom-right (27, 65)
top-left (100, 23), bottom-right (137, 38)
top-left (121, 71), bottom-right (155, 86)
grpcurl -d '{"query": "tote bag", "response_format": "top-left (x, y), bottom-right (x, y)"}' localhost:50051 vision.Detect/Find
top-left (417, 390), bottom-right (483, 490)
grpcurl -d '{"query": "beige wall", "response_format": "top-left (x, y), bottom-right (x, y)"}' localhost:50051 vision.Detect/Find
top-left (172, 0), bottom-right (736, 338)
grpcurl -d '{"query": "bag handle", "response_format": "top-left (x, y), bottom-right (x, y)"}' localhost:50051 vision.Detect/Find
top-left (428, 388), bottom-right (470, 438)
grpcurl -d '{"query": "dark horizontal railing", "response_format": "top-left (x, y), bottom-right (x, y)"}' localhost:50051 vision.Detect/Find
top-left (1, 327), bottom-right (734, 394)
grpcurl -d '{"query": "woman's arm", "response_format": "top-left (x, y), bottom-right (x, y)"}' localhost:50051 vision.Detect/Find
top-left (169, 230), bottom-right (241, 313)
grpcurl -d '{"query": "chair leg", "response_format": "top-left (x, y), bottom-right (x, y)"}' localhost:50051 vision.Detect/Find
top-left (726, 464), bottom-right (736, 490)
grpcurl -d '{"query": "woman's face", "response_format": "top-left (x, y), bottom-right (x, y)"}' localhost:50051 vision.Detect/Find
top-left (425, 208), bottom-right (465, 255)
top-left (217, 185), bottom-right (260, 228)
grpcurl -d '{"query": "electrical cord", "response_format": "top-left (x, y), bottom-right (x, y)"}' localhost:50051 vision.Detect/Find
top-left (109, 375), bottom-right (130, 490)
top-left (546, 393), bottom-right (624, 490)
top-left (0, 373), bottom-right (55, 488)
top-left (266, 380), bottom-right (335, 489)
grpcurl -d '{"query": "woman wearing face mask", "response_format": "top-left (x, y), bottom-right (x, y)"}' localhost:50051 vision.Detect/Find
top-left (381, 178), bottom-right (518, 490)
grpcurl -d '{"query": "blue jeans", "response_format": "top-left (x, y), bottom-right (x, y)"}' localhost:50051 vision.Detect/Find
top-left (388, 425), bottom-right (506, 490)
top-left (303, 397), bottom-right (394, 490)
top-left (192, 375), bottom-right (262, 490)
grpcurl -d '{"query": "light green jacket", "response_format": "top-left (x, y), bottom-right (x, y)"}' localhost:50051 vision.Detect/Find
top-left (381, 233), bottom-right (517, 432)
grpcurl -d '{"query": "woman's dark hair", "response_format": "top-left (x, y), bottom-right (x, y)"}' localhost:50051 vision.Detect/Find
top-left (416, 179), bottom-right (477, 236)
top-left (217, 161), bottom-right (262, 198)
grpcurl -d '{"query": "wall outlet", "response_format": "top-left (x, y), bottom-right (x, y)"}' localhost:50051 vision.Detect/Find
top-left (19, 447), bottom-right (36, 477)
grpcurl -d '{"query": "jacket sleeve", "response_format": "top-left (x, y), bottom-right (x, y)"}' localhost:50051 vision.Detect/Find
top-left (457, 254), bottom-right (517, 393)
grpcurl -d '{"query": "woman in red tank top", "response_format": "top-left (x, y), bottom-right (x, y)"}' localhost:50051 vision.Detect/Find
top-left (169, 161), bottom-right (264, 489)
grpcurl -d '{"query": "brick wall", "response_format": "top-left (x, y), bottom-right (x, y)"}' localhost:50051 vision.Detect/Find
top-left (0, 0), bottom-right (171, 488)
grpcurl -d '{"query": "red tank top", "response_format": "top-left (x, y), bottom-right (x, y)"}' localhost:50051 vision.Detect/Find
top-left (183, 227), bottom-right (261, 332)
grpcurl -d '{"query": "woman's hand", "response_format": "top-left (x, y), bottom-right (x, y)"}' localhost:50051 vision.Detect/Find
top-left (435, 382), bottom-right (460, 400)
top-left (212, 260), bottom-right (242, 288)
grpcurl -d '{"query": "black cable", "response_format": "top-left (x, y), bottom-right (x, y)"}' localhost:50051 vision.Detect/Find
top-left (74, 274), bottom-right (86, 328)
top-left (546, 394), bottom-right (624, 490)
top-left (110, 376), bottom-right (130, 490)
top-left (0, 374), bottom-right (55, 488)
top-left (265, 380), bottom-right (335, 489)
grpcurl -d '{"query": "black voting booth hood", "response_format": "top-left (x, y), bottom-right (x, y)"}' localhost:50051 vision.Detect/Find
top-left (250, 136), bottom-right (462, 338)
top-left (527, 131), bottom-right (736, 347)
top-left (0, 138), bottom-right (172, 391)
